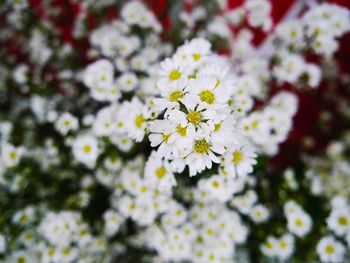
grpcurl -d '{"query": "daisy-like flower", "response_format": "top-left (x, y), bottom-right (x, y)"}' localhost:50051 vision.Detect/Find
top-left (152, 79), bottom-right (188, 112)
top-left (275, 234), bottom-right (295, 261)
top-left (1, 144), bottom-right (25, 168)
top-left (72, 134), bottom-right (99, 168)
top-left (184, 136), bottom-right (223, 177)
top-left (55, 112), bottom-right (78, 135)
top-left (120, 97), bottom-right (151, 142)
top-left (92, 107), bottom-right (115, 137)
top-left (83, 59), bottom-right (114, 90)
top-left (117, 72), bottom-right (139, 92)
top-left (287, 209), bottom-right (312, 238)
top-left (317, 236), bottom-right (345, 263)
top-left (261, 236), bottom-right (277, 257)
top-left (249, 204), bottom-right (269, 223)
top-left (144, 151), bottom-right (177, 193)
top-left (103, 210), bottom-right (124, 237)
top-left (158, 57), bottom-right (189, 85)
top-left (148, 120), bottom-right (179, 159)
top-left (327, 208), bottom-right (350, 237)
top-left (223, 144), bottom-right (257, 177)
top-left (189, 76), bottom-right (231, 109)
top-left (174, 38), bottom-right (211, 65)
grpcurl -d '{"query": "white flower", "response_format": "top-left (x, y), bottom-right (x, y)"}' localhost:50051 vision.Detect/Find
top-left (111, 135), bottom-right (134, 152)
top-left (189, 76), bottom-right (231, 108)
top-left (273, 53), bottom-right (305, 84)
top-left (317, 236), bottom-right (345, 263)
top-left (55, 112), bottom-right (79, 135)
top-left (1, 144), bottom-right (25, 168)
top-left (38, 211), bottom-right (81, 248)
top-left (104, 156), bottom-right (122, 171)
top-left (13, 64), bottom-right (29, 84)
top-left (152, 79), bottom-right (188, 112)
top-left (72, 134), bottom-right (99, 168)
top-left (92, 107), bottom-right (114, 137)
top-left (261, 236), bottom-right (277, 257)
top-left (245, 0), bottom-right (272, 31)
top-left (184, 136), bottom-right (223, 177)
top-left (103, 210), bottom-right (124, 237)
top-left (144, 151), bottom-right (177, 193)
top-left (199, 174), bottom-right (235, 202)
top-left (119, 97), bottom-right (150, 142)
top-left (83, 59), bottom-right (114, 89)
top-left (275, 20), bottom-right (304, 47)
top-left (312, 35), bottom-right (338, 57)
top-left (83, 59), bottom-right (120, 101)
top-left (249, 204), bottom-right (269, 223)
top-left (231, 190), bottom-right (257, 215)
top-left (287, 209), bottom-right (312, 237)
top-left (275, 234), bottom-right (295, 261)
top-left (117, 72), bottom-right (139, 92)
top-left (304, 64), bottom-right (321, 88)
top-left (174, 38), bottom-right (211, 65)
top-left (121, 1), bottom-right (161, 32)
top-left (223, 144), bottom-right (257, 177)
top-left (158, 57), bottom-right (190, 85)
top-left (327, 208), bottom-right (350, 237)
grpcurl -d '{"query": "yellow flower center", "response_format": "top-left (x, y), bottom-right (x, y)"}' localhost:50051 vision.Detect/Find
top-left (212, 181), bottom-right (220, 188)
top-left (129, 203), bottom-right (136, 211)
top-left (338, 216), bottom-right (348, 226)
top-left (280, 241), bottom-right (287, 249)
top-left (48, 247), bottom-right (55, 256)
top-left (209, 254), bottom-right (215, 261)
top-left (20, 214), bottom-right (29, 223)
top-left (193, 53), bottom-right (201, 61)
top-left (214, 123), bottom-right (221, 132)
top-left (134, 115), bottom-right (145, 129)
top-left (194, 139), bottom-right (210, 154)
top-left (325, 245), bottom-right (335, 254)
top-left (199, 90), bottom-right (215, 104)
top-left (63, 120), bottom-right (71, 126)
top-left (187, 111), bottom-right (202, 125)
top-left (207, 228), bottom-right (214, 235)
top-left (266, 241), bottom-right (273, 250)
top-left (169, 70), bottom-right (181, 81)
top-left (80, 229), bottom-right (89, 236)
top-left (156, 166), bottom-right (167, 179)
top-left (140, 186), bottom-right (148, 193)
top-left (176, 125), bottom-right (187, 136)
top-left (162, 134), bottom-right (171, 143)
top-left (232, 151), bottom-right (243, 164)
top-left (168, 90), bottom-right (183, 102)
top-left (295, 219), bottom-right (303, 227)
top-left (252, 120), bottom-right (259, 128)
top-left (83, 145), bottom-right (91, 153)
top-left (10, 151), bottom-right (17, 160)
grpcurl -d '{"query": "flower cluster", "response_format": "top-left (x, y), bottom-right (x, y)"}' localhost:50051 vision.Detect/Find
top-left (149, 38), bottom-right (254, 176)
